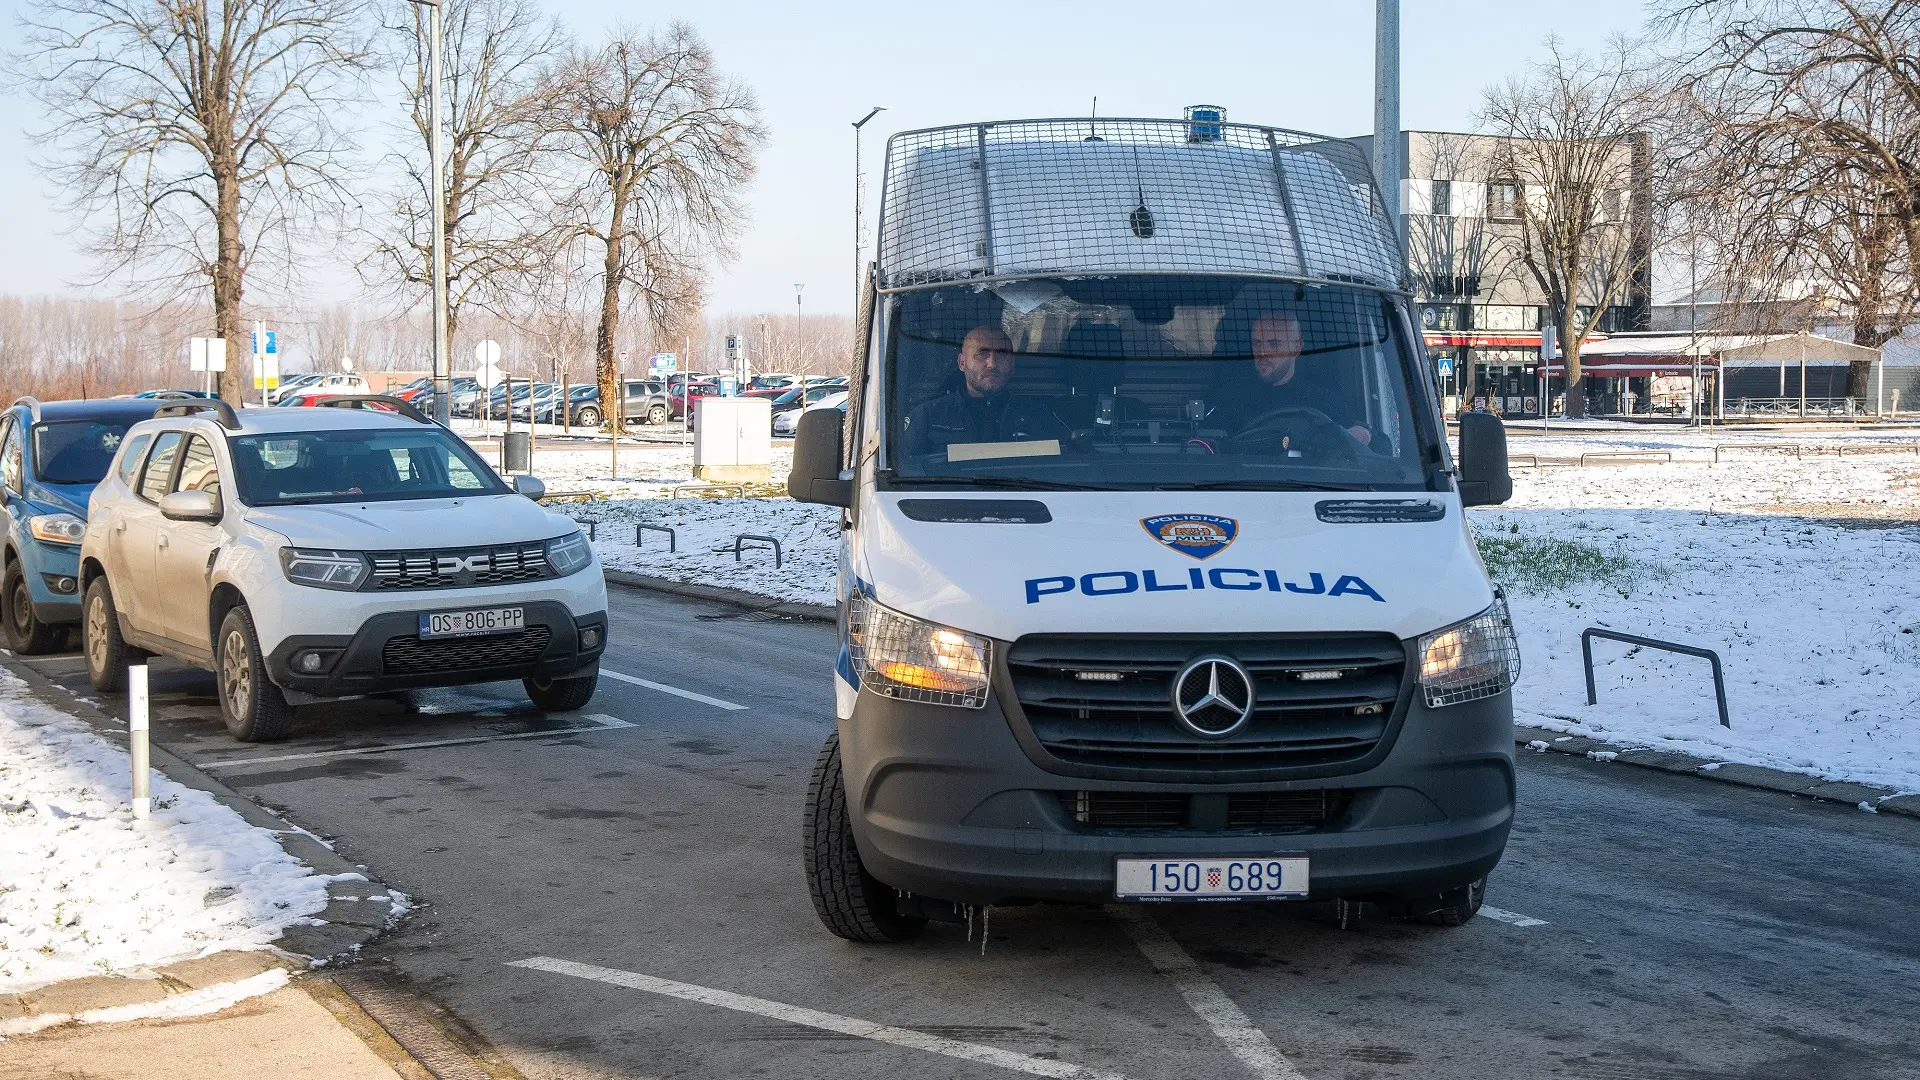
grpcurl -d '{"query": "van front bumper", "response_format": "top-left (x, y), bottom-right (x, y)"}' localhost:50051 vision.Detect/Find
top-left (265, 602), bottom-right (605, 697)
top-left (838, 685), bottom-right (1514, 908)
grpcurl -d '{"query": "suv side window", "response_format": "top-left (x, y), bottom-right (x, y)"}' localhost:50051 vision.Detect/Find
top-left (138, 432), bottom-right (185, 502)
top-left (1, 416), bottom-right (23, 494)
top-left (175, 435), bottom-right (223, 502)
top-left (116, 433), bottom-right (153, 486)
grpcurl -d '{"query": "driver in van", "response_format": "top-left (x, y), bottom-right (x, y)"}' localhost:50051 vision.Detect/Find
top-left (1235, 311), bottom-right (1373, 447)
top-left (902, 325), bottom-right (1069, 457)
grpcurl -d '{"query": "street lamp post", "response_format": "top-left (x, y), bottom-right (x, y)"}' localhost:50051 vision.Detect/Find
top-left (1372, 0), bottom-right (1401, 224)
top-left (853, 107), bottom-right (885, 298)
top-left (794, 284), bottom-right (805, 374)
top-left (409, 0), bottom-right (451, 426)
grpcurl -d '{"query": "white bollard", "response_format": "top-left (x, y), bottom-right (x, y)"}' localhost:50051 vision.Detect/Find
top-left (129, 664), bottom-right (150, 821)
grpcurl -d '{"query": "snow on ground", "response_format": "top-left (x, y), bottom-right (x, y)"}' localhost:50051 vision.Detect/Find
top-left (554, 424), bottom-right (1920, 793)
top-left (0, 671), bottom-right (333, 995)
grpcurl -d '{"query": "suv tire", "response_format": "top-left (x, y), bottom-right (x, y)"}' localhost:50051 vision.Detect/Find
top-left (524, 673), bottom-right (597, 711)
top-left (216, 605), bottom-right (295, 742)
top-left (1393, 876), bottom-right (1487, 927)
top-left (82, 578), bottom-right (141, 691)
top-left (575, 405), bottom-right (602, 427)
top-left (646, 403), bottom-right (668, 425)
top-left (802, 732), bottom-right (926, 943)
top-left (4, 562), bottom-right (65, 655)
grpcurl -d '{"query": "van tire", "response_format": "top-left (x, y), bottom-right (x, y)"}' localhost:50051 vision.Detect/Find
top-left (216, 606), bottom-right (295, 742)
top-left (524, 674), bottom-right (597, 711)
top-left (83, 578), bottom-right (140, 692)
top-left (1393, 876), bottom-right (1487, 927)
top-left (4, 562), bottom-right (64, 655)
top-left (803, 732), bottom-right (926, 943)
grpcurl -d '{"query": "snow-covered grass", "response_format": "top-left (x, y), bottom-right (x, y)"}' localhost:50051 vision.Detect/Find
top-left (0, 672), bottom-right (333, 995)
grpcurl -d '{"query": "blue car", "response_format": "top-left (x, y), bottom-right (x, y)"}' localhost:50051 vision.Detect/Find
top-left (1, 397), bottom-right (168, 652)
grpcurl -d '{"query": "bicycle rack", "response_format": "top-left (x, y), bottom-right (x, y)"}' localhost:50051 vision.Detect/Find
top-left (733, 533), bottom-right (782, 568)
top-left (575, 521), bottom-right (598, 540)
top-left (635, 523), bottom-right (677, 552)
top-left (1581, 627), bottom-right (1730, 728)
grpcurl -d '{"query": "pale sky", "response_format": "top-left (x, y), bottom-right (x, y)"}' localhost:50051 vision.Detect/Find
top-left (0, 0), bottom-right (1657, 316)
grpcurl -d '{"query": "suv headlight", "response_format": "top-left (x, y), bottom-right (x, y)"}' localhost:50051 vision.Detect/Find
top-left (280, 548), bottom-right (369, 591)
top-left (847, 593), bottom-right (991, 708)
top-left (1417, 593), bottom-right (1522, 708)
top-left (546, 530), bottom-right (592, 576)
top-left (28, 513), bottom-right (86, 545)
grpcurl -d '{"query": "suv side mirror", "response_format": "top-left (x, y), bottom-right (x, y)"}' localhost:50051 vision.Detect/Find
top-left (1456, 411), bottom-right (1513, 507)
top-left (159, 489), bottom-right (222, 522)
top-left (789, 409), bottom-right (851, 507)
top-left (512, 474), bottom-right (546, 500)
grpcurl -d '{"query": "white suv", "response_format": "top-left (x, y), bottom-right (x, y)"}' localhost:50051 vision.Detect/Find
top-left (79, 399), bottom-right (607, 741)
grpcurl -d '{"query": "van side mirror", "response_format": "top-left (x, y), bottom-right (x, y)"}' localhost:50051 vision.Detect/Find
top-left (159, 489), bottom-right (222, 522)
top-left (1456, 412), bottom-right (1513, 507)
top-left (789, 409), bottom-right (852, 507)
top-left (512, 474), bottom-right (546, 500)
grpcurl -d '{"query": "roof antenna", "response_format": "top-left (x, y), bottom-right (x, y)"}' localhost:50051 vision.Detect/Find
top-left (1085, 96), bottom-right (1103, 142)
top-left (1129, 145), bottom-right (1155, 238)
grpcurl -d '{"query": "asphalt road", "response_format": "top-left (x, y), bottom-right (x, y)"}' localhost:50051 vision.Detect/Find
top-left (18, 587), bottom-right (1920, 1080)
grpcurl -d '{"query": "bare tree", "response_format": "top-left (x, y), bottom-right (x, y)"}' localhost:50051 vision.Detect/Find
top-left (15, 0), bottom-right (371, 399)
top-left (1661, 0), bottom-right (1920, 398)
top-left (1480, 38), bottom-right (1661, 417)
top-left (537, 23), bottom-right (765, 421)
top-left (361, 0), bottom-right (566, 346)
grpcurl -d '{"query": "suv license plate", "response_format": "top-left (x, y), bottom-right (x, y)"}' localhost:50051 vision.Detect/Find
top-left (1114, 856), bottom-right (1309, 901)
top-left (419, 606), bottom-right (525, 639)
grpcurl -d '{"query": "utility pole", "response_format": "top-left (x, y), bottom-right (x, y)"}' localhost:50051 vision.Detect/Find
top-left (794, 284), bottom-right (805, 376)
top-left (853, 107), bottom-right (885, 299)
top-left (410, 0), bottom-right (452, 426)
top-left (1372, 0), bottom-right (1401, 224)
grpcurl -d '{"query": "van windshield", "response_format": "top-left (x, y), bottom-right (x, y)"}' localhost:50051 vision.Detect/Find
top-left (884, 275), bottom-right (1441, 492)
top-left (230, 428), bottom-right (510, 506)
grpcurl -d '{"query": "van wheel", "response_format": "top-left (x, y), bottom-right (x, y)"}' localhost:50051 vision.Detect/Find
top-left (525, 674), bottom-right (597, 711)
top-left (216, 606), bottom-right (295, 742)
top-left (4, 562), bottom-right (64, 655)
top-left (1392, 876), bottom-right (1487, 927)
top-left (646, 404), bottom-right (668, 425)
top-left (803, 733), bottom-right (925, 943)
top-left (575, 405), bottom-right (602, 427)
top-left (83, 578), bottom-right (141, 691)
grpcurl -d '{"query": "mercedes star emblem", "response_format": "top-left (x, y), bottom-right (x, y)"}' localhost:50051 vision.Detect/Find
top-left (1172, 656), bottom-right (1255, 738)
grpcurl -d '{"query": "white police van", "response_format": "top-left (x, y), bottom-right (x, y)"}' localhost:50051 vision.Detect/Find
top-left (789, 116), bottom-right (1519, 941)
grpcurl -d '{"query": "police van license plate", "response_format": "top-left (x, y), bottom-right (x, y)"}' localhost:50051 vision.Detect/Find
top-left (419, 606), bottom-right (525, 639)
top-left (1114, 856), bottom-right (1309, 900)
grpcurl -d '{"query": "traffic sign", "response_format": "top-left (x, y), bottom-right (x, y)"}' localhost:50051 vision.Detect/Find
top-left (475, 339), bottom-right (503, 388)
top-left (650, 353), bottom-right (678, 375)
top-left (189, 338), bottom-right (227, 372)
top-left (252, 330), bottom-right (277, 355)
top-left (1435, 356), bottom-right (1454, 377)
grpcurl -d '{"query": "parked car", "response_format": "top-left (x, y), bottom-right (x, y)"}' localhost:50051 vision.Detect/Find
top-left (79, 398), bottom-right (607, 741)
top-left (768, 384), bottom-right (845, 418)
top-left (276, 393), bottom-right (403, 411)
top-left (749, 373), bottom-right (797, 391)
top-left (509, 383), bottom-right (562, 422)
top-left (268, 372), bottom-right (368, 404)
top-left (668, 380), bottom-right (722, 421)
top-left (0, 397), bottom-right (167, 653)
top-left (772, 390), bottom-right (847, 437)
top-left (134, 389), bottom-right (216, 400)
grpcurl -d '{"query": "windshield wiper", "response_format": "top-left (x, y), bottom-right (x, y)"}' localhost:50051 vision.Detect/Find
top-left (1162, 480), bottom-right (1375, 492)
top-left (888, 475), bottom-right (1125, 492)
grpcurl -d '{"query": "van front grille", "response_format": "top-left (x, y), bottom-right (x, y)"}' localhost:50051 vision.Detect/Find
top-left (1008, 634), bottom-right (1405, 772)
top-left (1058, 790), bottom-right (1353, 832)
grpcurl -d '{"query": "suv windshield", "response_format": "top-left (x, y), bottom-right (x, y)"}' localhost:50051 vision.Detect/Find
top-left (884, 275), bottom-right (1441, 492)
top-left (230, 427), bottom-right (509, 506)
top-left (34, 420), bottom-right (135, 484)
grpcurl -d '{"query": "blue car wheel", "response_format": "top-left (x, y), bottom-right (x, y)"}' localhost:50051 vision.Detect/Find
top-left (3, 561), bottom-right (66, 654)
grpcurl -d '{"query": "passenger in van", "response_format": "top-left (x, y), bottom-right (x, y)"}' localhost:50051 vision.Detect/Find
top-left (902, 325), bottom-right (1069, 457)
top-left (1232, 312), bottom-right (1373, 447)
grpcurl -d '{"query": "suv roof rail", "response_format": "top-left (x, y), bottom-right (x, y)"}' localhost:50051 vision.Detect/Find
top-left (154, 399), bottom-right (242, 429)
top-left (312, 395), bottom-right (433, 424)
top-left (10, 396), bottom-right (41, 422)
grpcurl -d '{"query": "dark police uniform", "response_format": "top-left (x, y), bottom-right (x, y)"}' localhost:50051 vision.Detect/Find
top-left (902, 391), bottom-right (1070, 459)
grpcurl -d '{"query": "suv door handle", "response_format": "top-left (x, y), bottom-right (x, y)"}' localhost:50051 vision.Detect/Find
top-left (114, 519), bottom-right (126, 532)
top-left (157, 533), bottom-right (169, 549)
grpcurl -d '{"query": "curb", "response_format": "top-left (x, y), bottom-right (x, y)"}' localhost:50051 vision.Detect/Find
top-left (0, 951), bottom-right (300, 1036)
top-left (1515, 724), bottom-right (1919, 819)
top-left (0, 652), bottom-right (406, 1023)
top-left (603, 568), bottom-right (836, 622)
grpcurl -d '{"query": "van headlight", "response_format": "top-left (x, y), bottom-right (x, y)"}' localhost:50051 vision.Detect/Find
top-left (1416, 593), bottom-right (1521, 708)
top-left (546, 531), bottom-right (593, 576)
top-left (847, 593), bottom-right (991, 708)
top-left (280, 548), bottom-right (368, 591)
top-left (28, 513), bottom-right (86, 545)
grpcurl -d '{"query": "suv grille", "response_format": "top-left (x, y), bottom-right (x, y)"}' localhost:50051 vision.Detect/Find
top-left (1008, 634), bottom-right (1405, 771)
top-left (1058, 790), bottom-right (1352, 832)
top-left (382, 626), bottom-right (552, 674)
top-left (366, 542), bottom-right (551, 591)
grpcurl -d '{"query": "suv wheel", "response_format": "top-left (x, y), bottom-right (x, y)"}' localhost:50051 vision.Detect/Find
top-left (1393, 876), bottom-right (1487, 927)
top-left (82, 578), bottom-right (141, 691)
top-left (646, 403), bottom-right (668, 425)
top-left (575, 405), bottom-right (602, 427)
top-left (4, 562), bottom-right (64, 655)
top-left (524, 674), bottom-right (597, 711)
top-left (216, 606), bottom-right (295, 742)
top-left (803, 733), bottom-right (926, 943)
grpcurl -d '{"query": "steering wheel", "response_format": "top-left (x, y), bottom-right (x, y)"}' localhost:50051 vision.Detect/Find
top-left (1229, 406), bottom-right (1361, 460)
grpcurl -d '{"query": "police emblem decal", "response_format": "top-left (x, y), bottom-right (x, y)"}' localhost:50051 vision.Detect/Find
top-left (1140, 514), bottom-right (1239, 560)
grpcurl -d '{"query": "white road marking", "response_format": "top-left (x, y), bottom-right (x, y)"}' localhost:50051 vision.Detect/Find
top-left (1107, 906), bottom-right (1307, 1080)
top-left (198, 715), bottom-right (635, 770)
top-left (508, 956), bottom-right (1137, 1080)
top-left (1478, 906), bottom-right (1550, 927)
top-left (601, 669), bottom-right (748, 710)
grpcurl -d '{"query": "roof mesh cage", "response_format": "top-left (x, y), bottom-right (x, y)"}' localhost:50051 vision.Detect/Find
top-left (876, 118), bottom-right (1404, 292)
